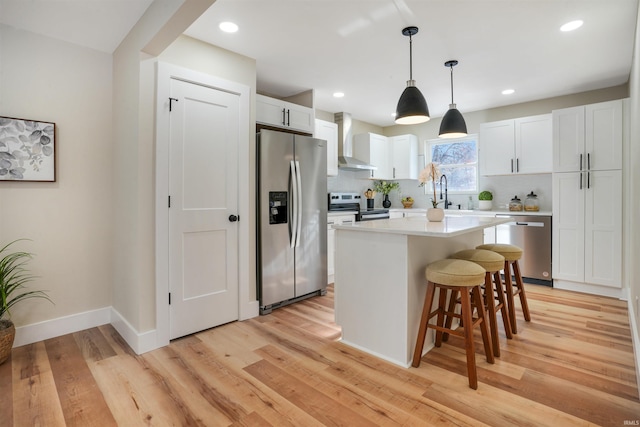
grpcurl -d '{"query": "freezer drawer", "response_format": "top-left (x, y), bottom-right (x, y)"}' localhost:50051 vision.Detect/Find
top-left (496, 215), bottom-right (552, 283)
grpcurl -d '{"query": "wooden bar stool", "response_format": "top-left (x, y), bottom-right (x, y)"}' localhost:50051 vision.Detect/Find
top-left (447, 249), bottom-right (512, 357)
top-left (477, 243), bottom-right (532, 334)
top-left (412, 259), bottom-right (494, 390)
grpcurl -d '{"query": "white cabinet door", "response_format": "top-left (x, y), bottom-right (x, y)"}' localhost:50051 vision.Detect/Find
top-left (552, 106), bottom-right (584, 173)
top-left (256, 94), bottom-right (314, 133)
top-left (586, 100), bottom-right (622, 171)
top-left (327, 215), bottom-right (356, 284)
top-left (353, 133), bottom-right (391, 179)
top-left (553, 100), bottom-right (622, 173)
top-left (584, 169), bottom-right (622, 287)
top-left (480, 119), bottom-right (515, 175)
top-left (552, 172), bottom-right (585, 282)
top-left (390, 134), bottom-right (418, 179)
top-left (515, 114), bottom-right (552, 174)
top-left (327, 225), bottom-right (335, 282)
top-left (315, 119), bottom-right (338, 176)
top-left (286, 101), bottom-right (315, 134)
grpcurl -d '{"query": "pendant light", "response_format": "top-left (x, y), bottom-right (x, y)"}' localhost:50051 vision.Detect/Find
top-left (395, 26), bottom-right (430, 125)
top-left (438, 60), bottom-right (467, 138)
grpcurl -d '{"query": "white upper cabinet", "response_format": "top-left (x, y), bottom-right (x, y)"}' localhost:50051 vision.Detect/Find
top-left (353, 133), bottom-right (391, 179)
top-left (390, 134), bottom-right (419, 179)
top-left (314, 119), bottom-right (338, 176)
top-left (256, 94), bottom-right (314, 134)
top-left (480, 114), bottom-right (552, 175)
top-left (553, 99), bottom-right (622, 172)
top-left (353, 133), bottom-right (418, 180)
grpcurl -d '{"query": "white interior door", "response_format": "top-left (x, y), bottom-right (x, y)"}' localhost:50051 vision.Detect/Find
top-left (169, 78), bottom-right (239, 339)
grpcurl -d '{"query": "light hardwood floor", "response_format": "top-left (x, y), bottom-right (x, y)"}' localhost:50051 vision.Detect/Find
top-left (1, 284), bottom-right (639, 426)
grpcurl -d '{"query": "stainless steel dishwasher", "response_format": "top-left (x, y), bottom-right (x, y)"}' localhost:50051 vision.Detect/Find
top-left (495, 215), bottom-right (552, 285)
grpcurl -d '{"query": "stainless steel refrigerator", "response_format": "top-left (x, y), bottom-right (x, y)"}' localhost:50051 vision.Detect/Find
top-left (257, 129), bottom-right (327, 314)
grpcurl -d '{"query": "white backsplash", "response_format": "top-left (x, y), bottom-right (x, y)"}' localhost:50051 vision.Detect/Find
top-left (328, 170), bottom-right (553, 211)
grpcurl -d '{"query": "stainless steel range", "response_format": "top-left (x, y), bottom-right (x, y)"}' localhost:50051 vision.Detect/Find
top-left (328, 192), bottom-right (390, 221)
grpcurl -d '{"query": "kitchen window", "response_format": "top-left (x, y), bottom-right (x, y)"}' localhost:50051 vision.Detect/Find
top-left (426, 135), bottom-right (478, 193)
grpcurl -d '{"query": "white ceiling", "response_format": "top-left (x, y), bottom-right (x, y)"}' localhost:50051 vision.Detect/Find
top-left (1, 0), bottom-right (637, 127)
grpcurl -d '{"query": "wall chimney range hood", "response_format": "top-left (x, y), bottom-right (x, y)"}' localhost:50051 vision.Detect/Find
top-left (334, 112), bottom-right (377, 171)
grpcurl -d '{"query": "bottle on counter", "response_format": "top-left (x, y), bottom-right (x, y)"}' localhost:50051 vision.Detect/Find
top-left (525, 191), bottom-right (540, 212)
top-left (509, 195), bottom-right (523, 211)
top-left (467, 195), bottom-right (474, 210)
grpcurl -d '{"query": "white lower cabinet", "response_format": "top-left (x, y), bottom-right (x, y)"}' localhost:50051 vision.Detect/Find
top-left (327, 214), bottom-right (356, 284)
top-left (552, 169), bottom-right (622, 291)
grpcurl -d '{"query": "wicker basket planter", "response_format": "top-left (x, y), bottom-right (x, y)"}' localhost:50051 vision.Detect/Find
top-left (0, 320), bottom-right (15, 365)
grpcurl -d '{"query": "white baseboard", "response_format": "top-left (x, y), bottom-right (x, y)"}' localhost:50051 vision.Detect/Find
top-left (627, 296), bottom-right (640, 394)
top-left (12, 303), bottom-right (258, 355)
top-left (13, 307), bottom-right (111, 347)
top-left (110, 307), bottom-right (158, 354)
top-left (553, 279), bottom-right (624, 299)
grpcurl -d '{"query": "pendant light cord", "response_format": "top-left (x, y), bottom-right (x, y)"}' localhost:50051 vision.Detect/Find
top-left (449, 64), bottom-right (454, 104)
top-left (409, 34), bottom-right (413, 81)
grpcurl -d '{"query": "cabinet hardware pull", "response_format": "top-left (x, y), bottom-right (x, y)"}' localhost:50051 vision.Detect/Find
top-left (579, 172), bottom-right (583, 190)
top-left (516, 158), bottom-right (519, 173)
top-left (579, 153), bottom-right (583, 171)
top-left (286, 109), bottom-right (290, 126)
top-left (281, 108), bottom-right (286, 126)
top-left (587, 153), bottom-right (591, 170)
top-left (511, 159), bottom-right (514, 173)
top-left (587, 171), bottom-right (590, 189)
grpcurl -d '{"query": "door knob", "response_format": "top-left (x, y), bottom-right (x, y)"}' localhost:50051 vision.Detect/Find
top-left (228, 214), bottom-right (239, 222)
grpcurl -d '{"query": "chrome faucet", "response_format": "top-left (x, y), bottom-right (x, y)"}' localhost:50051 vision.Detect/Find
top-left (439, 174), bottom-right (450, 209)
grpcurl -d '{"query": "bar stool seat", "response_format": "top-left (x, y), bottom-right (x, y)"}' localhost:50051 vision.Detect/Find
top-left (448, 249), bottom-right (512, 357)
top-left (412, 259), bottom-right (494, 389)
top-left (477, 243), bottom-right (531, 334)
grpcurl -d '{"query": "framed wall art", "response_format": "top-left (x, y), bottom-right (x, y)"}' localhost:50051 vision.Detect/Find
top-left (0, 116), bottom-right (56, 182)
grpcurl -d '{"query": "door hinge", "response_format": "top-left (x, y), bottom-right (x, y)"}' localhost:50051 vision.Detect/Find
top-left (168, 196), bottom-right (171, 208)
top-left (169, 97), bottom-right (178, 112)
top-left (169, 293), bottom-right (171, 305)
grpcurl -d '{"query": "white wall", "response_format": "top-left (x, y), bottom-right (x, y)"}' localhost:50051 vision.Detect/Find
top-left (628, 1), bottom-right (640, 375)
top-left (0, 25), bottom-right (114, 326)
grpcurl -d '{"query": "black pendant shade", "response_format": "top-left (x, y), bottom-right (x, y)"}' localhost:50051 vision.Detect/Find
top-left (395, 27), bottom-right (430, 125)
top-left (439, 60), bottom-right (467, 138)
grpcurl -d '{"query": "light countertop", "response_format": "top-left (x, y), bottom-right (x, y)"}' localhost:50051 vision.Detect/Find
top-left (390, 208), bottom-right (552, 216)
top-left (332, 215), bottom-right (510, 238)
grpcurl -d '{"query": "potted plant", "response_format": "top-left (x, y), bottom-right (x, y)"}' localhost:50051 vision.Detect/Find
top-left (478, 190), bottom-right (493, 210)
top-left (418, 162), bottom-right (444, 221)
top-left (373, 180), bottom-right (399, 208)
top-left (0, 240), bottom-right (52, 364)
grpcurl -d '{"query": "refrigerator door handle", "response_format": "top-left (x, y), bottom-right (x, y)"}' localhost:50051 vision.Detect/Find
top-left (289, 160), bottom-right (298, 248)
top-left (294, 160), bottom-right (303, 247)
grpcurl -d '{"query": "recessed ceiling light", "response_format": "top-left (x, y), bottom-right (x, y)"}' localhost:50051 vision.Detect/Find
top-left (333, 92), bottom-right (345, 98)
top-left (502, 89), bottom-right (515, 95)
top-left (560, 20), bottom-right (583, 32)
top-left (219, 22), bottom-right (239, 33)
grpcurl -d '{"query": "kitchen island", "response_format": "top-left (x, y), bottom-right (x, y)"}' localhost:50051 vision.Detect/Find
top-left (332, 215), bottom-right (510, 367)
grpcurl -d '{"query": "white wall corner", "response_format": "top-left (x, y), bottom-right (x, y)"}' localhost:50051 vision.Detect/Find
top-left (13, 307), bottom-right (111, 348)
top-left (110, 307), bottom-right (158, 355)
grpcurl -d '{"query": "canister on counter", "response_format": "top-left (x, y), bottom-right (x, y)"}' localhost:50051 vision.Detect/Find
top-left (509, 195), bottom-right (523, 211)
top-left (525, 191), bottom-right (540, 211)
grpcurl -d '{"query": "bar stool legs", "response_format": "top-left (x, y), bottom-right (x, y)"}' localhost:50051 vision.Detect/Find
top-left (477, 244), bottom-right (532, 335)
top-left (412, 259), bottom-right (494, 390)
top-left (504, 259), bottom-right (532, 333)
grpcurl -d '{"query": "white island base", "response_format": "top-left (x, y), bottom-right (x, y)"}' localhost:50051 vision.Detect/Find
top-left (333, 216), bottom-right (509, 368)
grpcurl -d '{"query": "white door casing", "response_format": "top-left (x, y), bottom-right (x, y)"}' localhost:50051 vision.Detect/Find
top-left (155, 62), bottom-right (254, 349)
